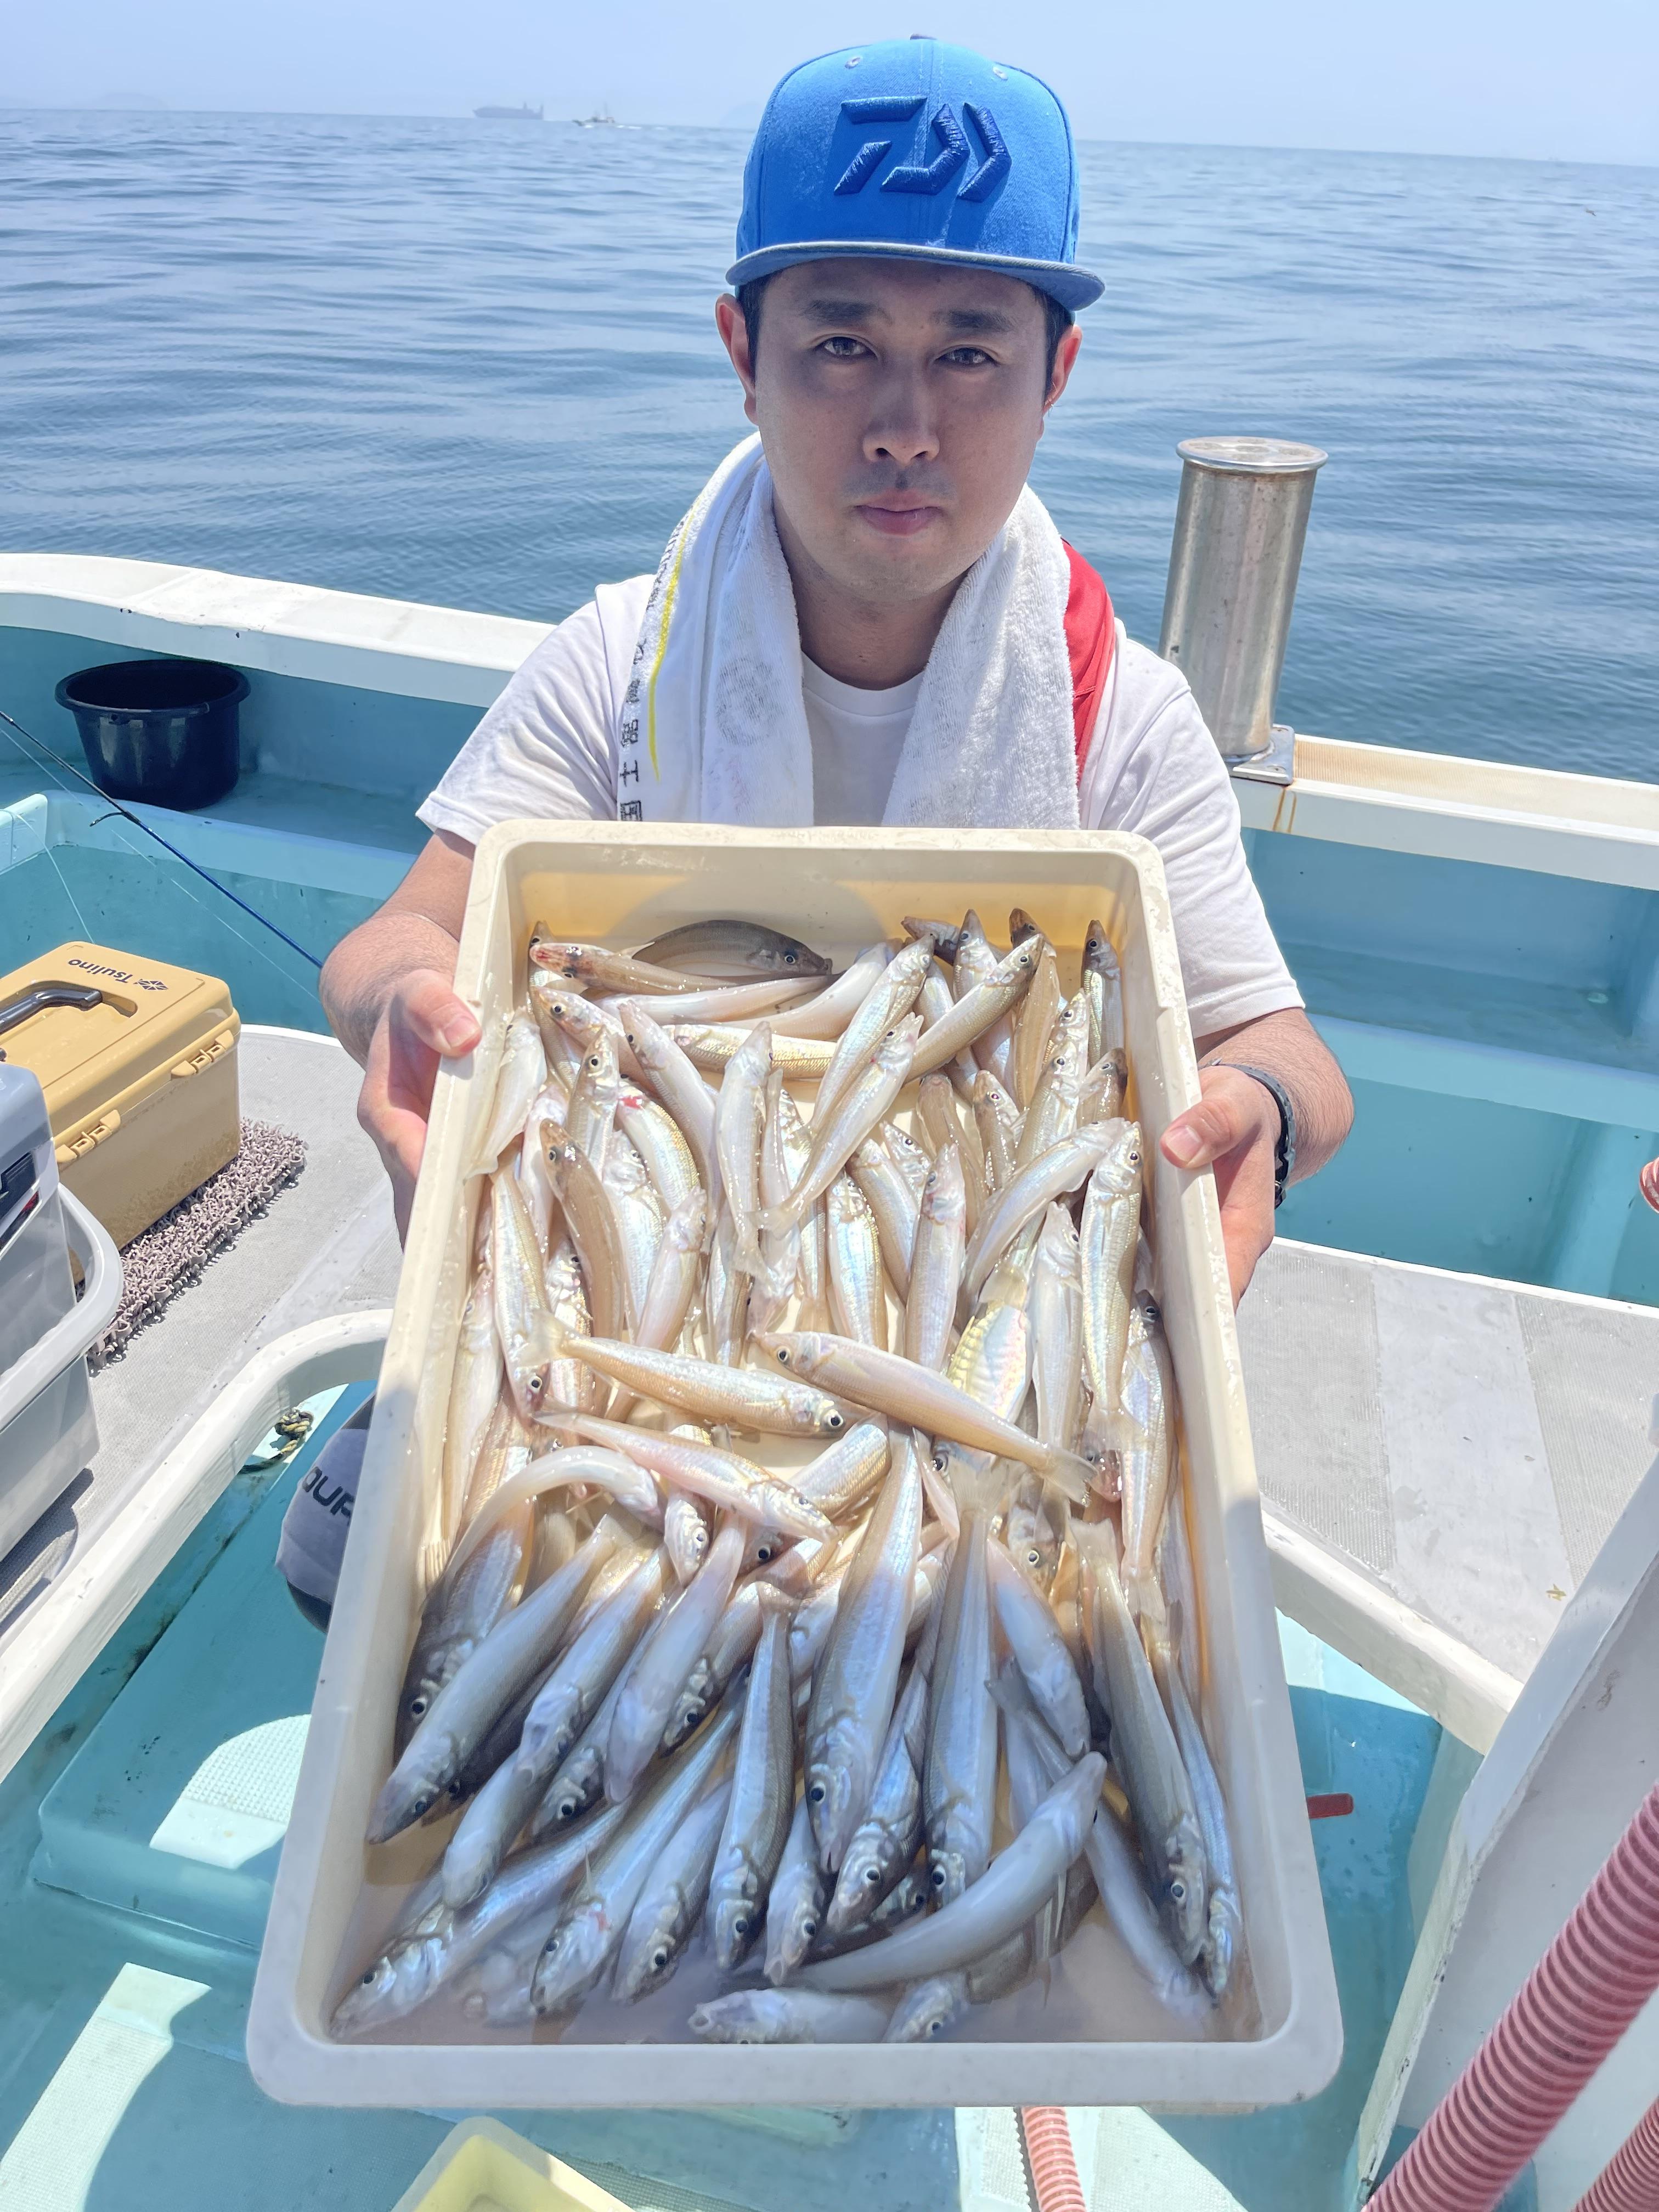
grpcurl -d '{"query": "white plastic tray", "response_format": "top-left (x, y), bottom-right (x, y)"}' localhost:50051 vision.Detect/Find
top-left (249, 821), bottom-right (1340, 2110)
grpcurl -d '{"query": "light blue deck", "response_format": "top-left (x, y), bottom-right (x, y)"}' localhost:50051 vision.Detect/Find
top-left (0, 1397), bottom-right (1453, 2212)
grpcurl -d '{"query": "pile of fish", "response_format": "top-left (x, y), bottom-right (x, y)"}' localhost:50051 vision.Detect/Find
top-left (336, 911), bottom-right (1241, 2048)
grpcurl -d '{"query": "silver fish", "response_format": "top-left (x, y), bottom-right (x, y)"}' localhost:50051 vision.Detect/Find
top-left (916, 1073), bottom-right (983, 1235)
top-left (368, 1529), bottom-right (611, 1842)
top-left (397, 1489), bottom-right (533, 1749)
top-left (826, 1661), bottom-right (929, 1936)
top-left (631, 918), bottom-right (831, 979)
top-left (1015, 994), bottom-right (1088, 1171)
top-left (613, 1002), bottom-right (718, 1193)
top-left (517, 1074), bottom-right (569, 1253)
top-left (615, 1086), bottom-right (701, 1210)
top-left (1082, 918), bottom-right (1125, 1068)
top-left (986, 1537), bottom-right (1090, 1759)
top-left (566, 1028), bottom-right (619, 1172)
top-left (671, 1025), bottom-right (838, 1080)
top-left (544, 1137), bottom-right (634, 1343)
top-left (441, 1450), bottom-right (652, 1594)
top-left (910, 939), bottom-right (1040, 1081)
top-left (827, 1173), bottom-right (888, 1351)
top-left (960, 1120), bottom-right (1129, 1310)
top-left (1149, 1606), bottom-right (1241, 2000)
top-left (1077, 1122), bottom-right (1144, 1424)
top-left (1012, 940), bottom-right (1063, 1110)
top-left (805, 1437), bottom-right (922, 1870)
top-left (1119, 1292), bottom-right (1175, 1610)
top-left (528, 935), bottom-right (725, 994)
top-left (801, 1754), bottom-right (1105, 1991)
top-left (708, 1600), bottom-right (797, 1967)
top-left (531, 1701), bottom-right (740, 2015)
top-left (605, 1520), bottom-right (747, 1802)
top-left (765, 1791), bottom-right (828, 1985)
top-left (714, 1020), bottom-right (774, 1277)
top-left (573, 1415), bottom-right (837, 1540)
top-left (468, 1007), bottom-right (548, 1175)
top-left (516, 1549), bottom-right (672, 1784)
top-left (566, 1339), bottom-right (848, 1439)
top-left (530, 1670), bottom-right (625, 1833)
top-left (1078, 1049), bottom-right (1127, 1127)
top-left (917, 965), bottom-right (979, 1098)
top-left (812, 937), bottom-right (934, 1121)
top-left (769, 1015), bottom-right (923, 1232)
top-left (610, 1187), bottom-right (706, 1421)
top-left (1029, 1203), bottom-right (1084, 1453)
top-left (756, 1331), bottom-right (1091, 1498)
top-left (441, 1743), bottom-right (548, 1910)
top-left (441, 1265), bottom-right (502, 1545)
top-left (535, 980), bottom-right (644, 1085)
top-left (884, 1973), bottom-right (969, 2042)
top-left (972, 1071), bottom-right (1017, 1195)
top-left (542, 1237), bottom-right (600, 1421)
top-left (333, 1804), bottom-right (625, 2034)
top-left (850, 1137), bottom-right (919, 1299)
top-left (755, 943), bottom-right (891, 1041)
top-left (1084, 1528), bottom-right (1208, 1965)
top-left (490, 1168), bottom-right (561, 1421)
top-left (613, 1776), bottom-right (733, 2000)
top-left (689, 1989), bottom-right (891, 2044)
top-left (904, 1141), bottom-right (966, 1373)
top-left (923, 1488), bottom-right (999, 1903)
top-left (664, 1488), bottom-right (711, 1582)
top-left (603, 1131), bottom-right (665, 1324)
top-left (529, 970), bottom-right (590, 1085)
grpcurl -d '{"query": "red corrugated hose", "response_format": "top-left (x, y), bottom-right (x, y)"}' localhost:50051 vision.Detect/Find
top-left (1571, 2092), bottom-right (1659, 2212)
top-left (1370, 1778), bottom-right (1659, 2211)
top-left (1019, 2105), bottom-right (1088, 2212)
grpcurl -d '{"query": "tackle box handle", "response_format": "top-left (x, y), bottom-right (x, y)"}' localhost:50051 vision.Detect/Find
top-left (0, 983), bottom-right (104, 1056)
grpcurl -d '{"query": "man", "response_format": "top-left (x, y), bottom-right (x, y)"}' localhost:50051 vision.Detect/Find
top-left (279, 37), bottom-right (1351, 1618)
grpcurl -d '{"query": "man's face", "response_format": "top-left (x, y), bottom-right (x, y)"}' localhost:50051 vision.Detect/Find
top-left (715, 258), bottom-right (1080, 612)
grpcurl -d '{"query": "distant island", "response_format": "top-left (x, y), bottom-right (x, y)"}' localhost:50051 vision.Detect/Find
top-left (473, 103), bottom-right (541, 121)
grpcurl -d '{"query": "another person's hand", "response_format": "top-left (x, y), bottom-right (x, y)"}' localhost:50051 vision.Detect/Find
top-left (357, 969), bottom-right (481, 1239)
top-left (1160, 1066), bottom-right (1282, 1305)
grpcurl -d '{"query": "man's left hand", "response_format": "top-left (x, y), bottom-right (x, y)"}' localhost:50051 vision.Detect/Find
top-left (1160, 1066), bottom-right (1281, 1305)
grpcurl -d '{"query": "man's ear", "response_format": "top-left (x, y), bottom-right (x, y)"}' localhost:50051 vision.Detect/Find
top-left (715, 295), bottom-right (759, 425)
top-left (1043, 323), bottom-right (1083, 414)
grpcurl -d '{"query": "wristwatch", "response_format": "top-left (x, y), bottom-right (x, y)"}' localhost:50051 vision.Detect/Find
top-left (1206, 1062), bottom-right (1296, 1209)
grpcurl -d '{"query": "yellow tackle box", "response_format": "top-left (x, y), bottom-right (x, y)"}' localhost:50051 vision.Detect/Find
top-left (0, 940), bottom-right (241, 1248)
top-left (389, 2119), bottom-right (630, 2212)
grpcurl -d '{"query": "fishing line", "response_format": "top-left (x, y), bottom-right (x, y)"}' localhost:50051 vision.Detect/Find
top-left (0, 703), bottom-right (326, 973)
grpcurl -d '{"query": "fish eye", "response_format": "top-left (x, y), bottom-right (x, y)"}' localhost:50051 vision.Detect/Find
top-left (776, 1348), bottom-right (791, 1365)
top-left (783, 950), bottom-right (799, 966)
top-left (756, 1543), bottom-right (774, 1562)
top-left (808, 1782), bottom-right (826, 1804)
top-left (825, 1411), bottom-right (844, 1431)
top-left (360, 1969), bottom-right (375, 1985)
top-left (652, 1947), bottom-right (669, 1970)
top-left (802, 1916), bottom-right (817, 1939)
top-left (930, 1865), bottom-right (947, 1891)
top-left (733, 1914), bottom-right (750, 1936)
top-left (408, 1695), bottom-right (428, 1718)
top-left (413, 1793), bottom-right (433, 1817)
top-left (1170, 1880), bottom-right (1187, 1904)
top-left (927, 2018), bottom-right (945, 2036)
top-left (544, 1935), bottom-right (560, 1955)
top-left (932, 1452), bottom-right (948, 1475)
top-left (864, 1867), bottom-right (882, 1888)
top-left (1026, 1548), bottom-right (1042, 1570)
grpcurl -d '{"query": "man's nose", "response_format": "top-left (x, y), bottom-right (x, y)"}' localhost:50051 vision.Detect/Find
top-left (862, 371), bottom-right (940, 469)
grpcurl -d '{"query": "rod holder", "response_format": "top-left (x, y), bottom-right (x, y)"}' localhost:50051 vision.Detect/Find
top-left (1158, 436), bottom-right (1327, 782)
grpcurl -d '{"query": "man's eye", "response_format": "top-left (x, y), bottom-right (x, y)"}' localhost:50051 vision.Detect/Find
top-left (819, 335), bottom-right (868, 358)
top-left (941, 347), bottom-right (992, 368)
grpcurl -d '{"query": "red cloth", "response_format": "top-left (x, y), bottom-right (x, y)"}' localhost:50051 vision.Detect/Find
top-left (1062, 541), bottom-right (1115, 776)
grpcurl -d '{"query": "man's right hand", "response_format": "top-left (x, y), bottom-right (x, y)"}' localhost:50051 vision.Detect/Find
top-left (357, 968), bottom-right (481, 1238)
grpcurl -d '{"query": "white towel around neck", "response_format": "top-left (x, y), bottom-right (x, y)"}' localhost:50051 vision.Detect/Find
top-left (623, 435), bottom-right (1080, 830)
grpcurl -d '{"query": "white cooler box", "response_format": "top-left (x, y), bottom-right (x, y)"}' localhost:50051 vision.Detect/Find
top-left (0, 1066), bottom-right (122, 1561)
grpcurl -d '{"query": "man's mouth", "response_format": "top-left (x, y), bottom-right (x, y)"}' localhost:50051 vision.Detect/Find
top-left (854, 498), bottom-right (944, 539)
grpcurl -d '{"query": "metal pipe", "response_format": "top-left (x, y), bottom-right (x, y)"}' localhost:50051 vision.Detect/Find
top-left (1158, 436), bottom-right (1327, 777)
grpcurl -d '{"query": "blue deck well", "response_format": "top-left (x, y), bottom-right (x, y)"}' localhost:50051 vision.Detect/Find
top-left (0, 1405), bottom-right (1442, 2212)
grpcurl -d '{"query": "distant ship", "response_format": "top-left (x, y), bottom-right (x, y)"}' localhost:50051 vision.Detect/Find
top-left (573, 109), bottom-right (619, 127)
top-left (473, 103), bottom-right (543, 121)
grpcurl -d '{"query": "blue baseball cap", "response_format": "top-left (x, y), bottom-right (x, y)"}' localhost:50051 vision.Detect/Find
top-left (729, 38), bottom-right (1103, 313)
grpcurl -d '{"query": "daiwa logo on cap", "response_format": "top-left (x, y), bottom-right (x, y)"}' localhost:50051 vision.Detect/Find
top-left (728, 38), bottom-right (1104, 313)
top-left (833, 97), bottom-right (1011, 202)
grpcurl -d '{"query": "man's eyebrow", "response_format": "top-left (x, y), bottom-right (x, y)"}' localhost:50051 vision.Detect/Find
top-left (797, 296), bottom-right (887, 324)
top-left (935, 306), bottom-right (1018, 335)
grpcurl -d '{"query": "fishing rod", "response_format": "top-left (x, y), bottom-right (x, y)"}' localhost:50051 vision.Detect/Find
top-left (0, 702), bottom-right (326, 974)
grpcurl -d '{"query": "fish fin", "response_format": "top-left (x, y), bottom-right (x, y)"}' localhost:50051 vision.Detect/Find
top-left (1040, 1448), bottom-right (1102, 1509)
top-left (1073, 1517), bottom-right (1121, 1576)
top-left (935, 1447), bottom-right (1009, 1519)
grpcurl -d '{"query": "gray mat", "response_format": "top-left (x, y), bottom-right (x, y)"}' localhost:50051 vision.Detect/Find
top-left (91, 1119), bottom-right (308, 1368)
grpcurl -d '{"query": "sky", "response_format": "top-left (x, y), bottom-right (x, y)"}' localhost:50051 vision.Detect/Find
top-left (4, 0), bottom-right (1656, 168)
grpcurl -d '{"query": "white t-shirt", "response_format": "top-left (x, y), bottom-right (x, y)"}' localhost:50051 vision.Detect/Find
top-left (419, 574), bottom-right (1303, 1041)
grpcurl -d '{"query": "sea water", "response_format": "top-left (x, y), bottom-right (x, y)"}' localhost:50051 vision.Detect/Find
top-left (2, 110), bottom-right (1655, 780)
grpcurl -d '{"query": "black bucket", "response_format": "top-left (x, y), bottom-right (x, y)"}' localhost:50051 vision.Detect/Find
top-left (55, 657), bottom-right (249, 811)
